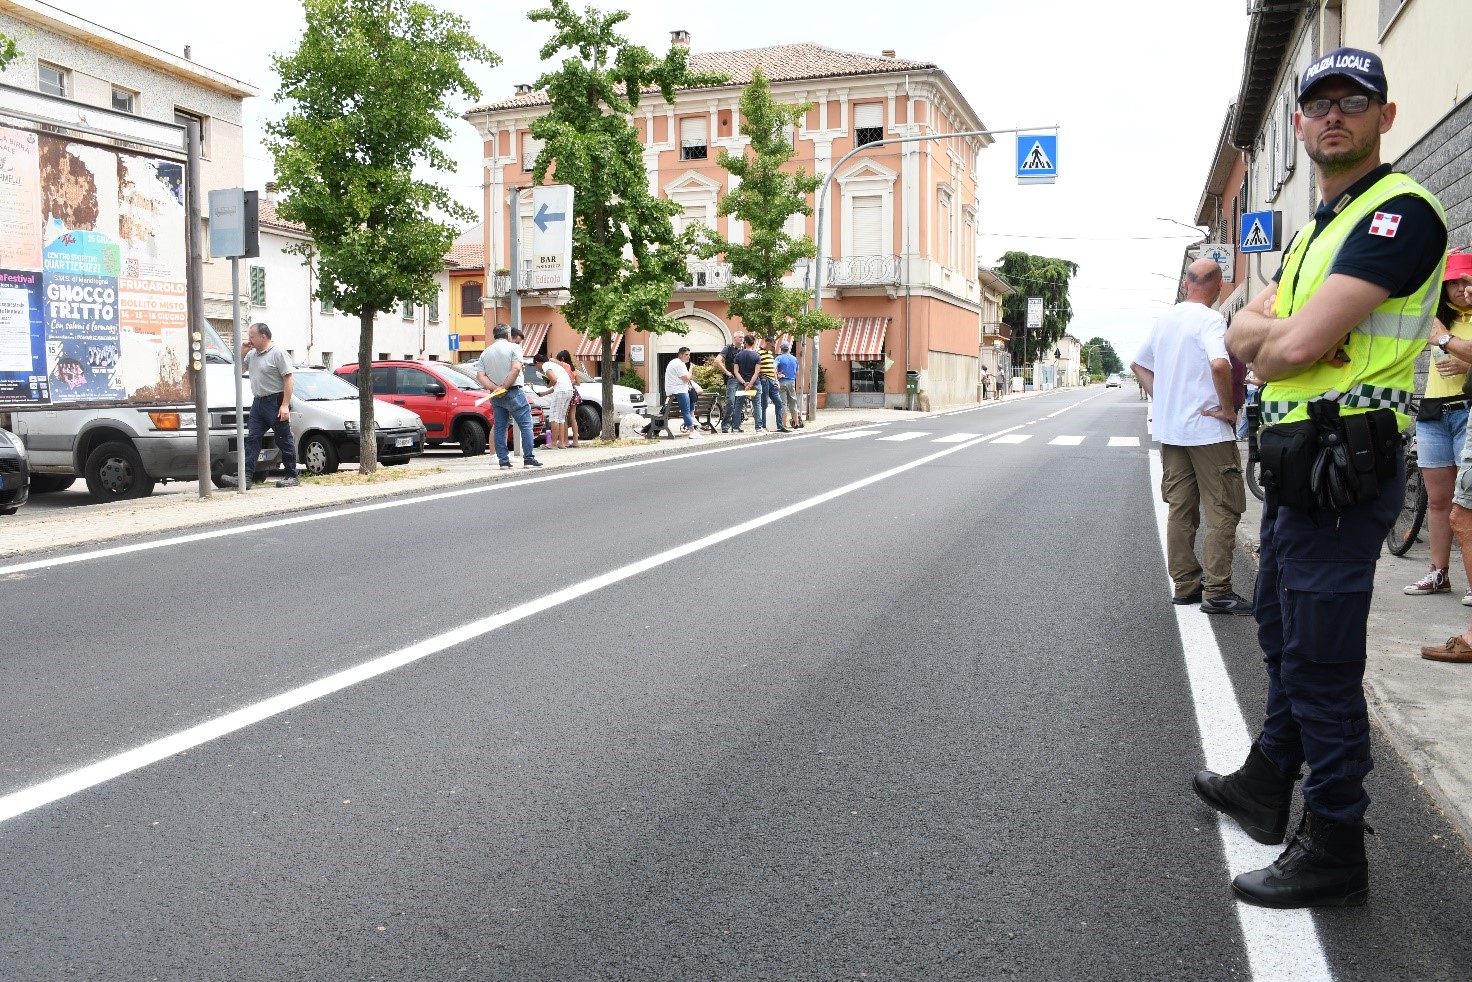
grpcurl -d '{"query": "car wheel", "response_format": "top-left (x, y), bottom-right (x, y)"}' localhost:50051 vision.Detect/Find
top-left (575, 403), bottom-right (601, 442)
top-left (301, 433), bottom-right (340, 475)
top-left (83, 441), bottom-right (156, 500)
top-left (456, 418), bottom-right (488, 456)
top-left (28, 474), bottom-right (76, 494)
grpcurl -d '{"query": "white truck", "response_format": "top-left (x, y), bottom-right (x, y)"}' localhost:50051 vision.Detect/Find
top-left (13, 325), bottom-right (280, 501)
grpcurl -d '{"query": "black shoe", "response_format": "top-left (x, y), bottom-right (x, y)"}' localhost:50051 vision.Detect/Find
top-left (218, 473), bottom-right (252, 490)
top-left (1201, 591), bottom-right (1254, 616)
top-left (777, 427), bottom-right (790, 433)
top-left (498, 461), bottom-right (513, 470)
top-left (523, 458), bottom-right (543, 468)
top-left (1232, 811), bottom-right (1371, 908)
top-left (1172, 590), bottom-right (1203, 605)
top-left (274, 475), bottom-right (300, 488)
top-left (1193, 740), bottom-right (1300, 845)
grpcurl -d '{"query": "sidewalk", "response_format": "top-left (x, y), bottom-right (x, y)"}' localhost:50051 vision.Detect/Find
top-left (1236, 463), bottom-right (1472, 845)
top-left (1, 395), bottom-right (1045, 560)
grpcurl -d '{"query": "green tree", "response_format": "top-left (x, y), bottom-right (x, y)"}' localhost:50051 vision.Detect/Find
top-left (1081, 336), bottom-right (1123, 378)
top-left (998, 251), bottom-right (1077, 374)
top-left (266, 0), bottom-right (496, 472)
top-left (0, 34), bottom-right (18, 70)
top-left (707, 66), bottom-right (839, 357)
top-left (527, 0), bottom-right (726, 439)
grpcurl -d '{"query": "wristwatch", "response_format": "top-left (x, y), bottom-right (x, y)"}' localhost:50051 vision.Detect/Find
top-left (1436, 333), bottom-right (1454, 352)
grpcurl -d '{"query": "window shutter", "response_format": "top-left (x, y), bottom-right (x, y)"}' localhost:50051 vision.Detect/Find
top-left (852, 196), bottom-right (883, 256)
top-left (429, 294), bottom-right (440, 322)
top-left (680, 117), bottom-right (708, 159)
top-left (853, 103), bottom-right (883, 129)
top-left (249, 266), bottom-right (265, 306)
top-left (1280, 87), bottom-right (1296, 176)
top-left (522, 134), bottom-right (543, 171)
top-left (402, 302), bottom-right (414, 320)
top-left (461, 281), bottom-right (482, 314)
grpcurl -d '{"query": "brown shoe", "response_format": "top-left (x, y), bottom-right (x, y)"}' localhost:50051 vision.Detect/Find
top-left (1421, 636), bottom-right (1472, 662)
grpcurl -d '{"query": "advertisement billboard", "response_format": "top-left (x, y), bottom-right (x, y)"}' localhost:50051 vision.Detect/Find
top-left (0, 124), bottom-right (191, 409)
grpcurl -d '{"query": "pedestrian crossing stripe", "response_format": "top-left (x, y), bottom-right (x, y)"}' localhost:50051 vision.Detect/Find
top-left (877, 432), bottom-right (931, 442)
top-left (1241, 218), bottom-right (1270, 249)
top-left (1019, 141), bottom-right (1053, 172)
top-left (822, 429), bottom-right (885, 440)
top-left (1049, 435), bottom-right (1084, 446)
top-left (1108, 436), bottom-right (1140, 447)
top-left (932, 433), bottom-right (981, 443)
top-left (991, 434), bottom-right (1033, 444)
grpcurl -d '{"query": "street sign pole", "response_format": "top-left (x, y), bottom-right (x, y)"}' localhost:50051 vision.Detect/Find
top-left (508, 191), bottom-right (522, 338)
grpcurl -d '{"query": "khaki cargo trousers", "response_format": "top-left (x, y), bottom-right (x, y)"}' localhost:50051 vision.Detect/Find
top-left (1160, 440), bottom-right (1247, 599)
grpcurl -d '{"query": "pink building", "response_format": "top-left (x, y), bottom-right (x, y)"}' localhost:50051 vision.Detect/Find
top-left (463, 35), bottom-right (992, 409)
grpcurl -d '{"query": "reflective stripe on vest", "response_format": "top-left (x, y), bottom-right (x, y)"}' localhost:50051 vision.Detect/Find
top-left (1260, 173), bottom-right (1446, 428)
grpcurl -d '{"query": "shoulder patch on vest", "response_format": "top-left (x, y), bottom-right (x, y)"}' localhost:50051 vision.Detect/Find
top-left (1368, 212), bottom-right (1401, 238)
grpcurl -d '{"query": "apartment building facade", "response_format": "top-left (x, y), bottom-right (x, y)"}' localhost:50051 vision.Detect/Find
top-left (0, 0), bottom-right (256, 338)
top-left (464, 35), bottom-right (992, 409)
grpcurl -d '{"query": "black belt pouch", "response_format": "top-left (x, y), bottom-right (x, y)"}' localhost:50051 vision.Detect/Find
top-left (1258, 419), bottom-right (1318, 508)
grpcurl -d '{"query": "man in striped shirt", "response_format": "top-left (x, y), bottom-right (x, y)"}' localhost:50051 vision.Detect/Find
top-left (756, 337), bottom-right (789, 433)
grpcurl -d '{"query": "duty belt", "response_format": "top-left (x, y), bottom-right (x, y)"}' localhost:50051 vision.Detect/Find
top-left (1259, 383), bottom-right (1413, 425)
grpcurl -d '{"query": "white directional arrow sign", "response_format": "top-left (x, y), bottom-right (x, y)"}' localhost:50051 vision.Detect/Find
top-left (530, 184), bottom-right (574, 291)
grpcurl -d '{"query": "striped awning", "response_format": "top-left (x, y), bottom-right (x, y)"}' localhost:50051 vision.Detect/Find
top-left (774, 333), bottom-right (795, 351)
top-left (831, 317), bottom-right (889, 360)
top-left (576, 331), bottom-right (623, 360)
top-left (519, 322), bottom-right (550, 357)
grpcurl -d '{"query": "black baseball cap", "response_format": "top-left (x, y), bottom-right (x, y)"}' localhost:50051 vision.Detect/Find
top-left (1299, 47), bottom-right (1388, 103)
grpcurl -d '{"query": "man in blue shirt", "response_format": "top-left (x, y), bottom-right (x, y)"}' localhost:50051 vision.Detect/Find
top-left (776, 342), bottom-right (803, 430)
top-left (731, 334), bottom-right (762, 434)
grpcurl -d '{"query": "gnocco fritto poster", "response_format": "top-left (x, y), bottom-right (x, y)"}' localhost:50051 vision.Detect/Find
top-left (0, 124), bottom-right (191, 408)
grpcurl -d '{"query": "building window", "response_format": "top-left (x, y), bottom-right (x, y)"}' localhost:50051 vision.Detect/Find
top-left (428, 294), bottom-right (440, 322)
top-left (853, 103), bottom-right (884, 148)
top-left (851, 360), bottom-right (885, 393)
top-left (112, 87), bottom-right (137, 114)
top-left (402, 302), bottom-right (414, 320)
top-left (1378, 0), bottom-right (1408, 32)
top-left (174, 108), bottom-right (210, 157)
top-left (852, 195), bottom-right (883, 256)
top-left (320, 294), bottom-right (335, 314)
top-left (321, 351), bottom-right (333, 369)
top-left (249, 266), bottom-right (266, 306)
top-left (522, 133), bottom-right (544, 172)
top-left (460, 281), bottom-right (482, 315)
top-left (38, 62), bottom-right (68, 98)
top-left (679, 116), bottom-right (708, 161)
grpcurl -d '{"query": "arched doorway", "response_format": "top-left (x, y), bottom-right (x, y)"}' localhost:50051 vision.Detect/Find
top-left (656, 310), bottom-right (728, 400)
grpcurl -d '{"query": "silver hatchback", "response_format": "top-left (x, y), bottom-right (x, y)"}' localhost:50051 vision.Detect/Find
top-left (287, 369), bottom-right (426, 474)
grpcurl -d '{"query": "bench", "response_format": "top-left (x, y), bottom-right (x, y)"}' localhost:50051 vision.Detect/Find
top-left (645, 390), bottom-right (722, 438)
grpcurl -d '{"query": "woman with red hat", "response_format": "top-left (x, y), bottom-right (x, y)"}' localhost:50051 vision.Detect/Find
top-left (1417, 251), bottom-right (1472, 660)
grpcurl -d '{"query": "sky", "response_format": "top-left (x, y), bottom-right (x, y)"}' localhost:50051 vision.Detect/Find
top-left (52, 0), bottom-right (1251, 362)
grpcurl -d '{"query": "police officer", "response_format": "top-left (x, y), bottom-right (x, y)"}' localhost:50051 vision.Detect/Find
top-left (1205, 48), bottom-right (1447, 908)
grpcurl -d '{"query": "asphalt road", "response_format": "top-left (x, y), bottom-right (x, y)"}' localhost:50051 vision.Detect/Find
top-left (3, 389), bottom-right (1470, 981)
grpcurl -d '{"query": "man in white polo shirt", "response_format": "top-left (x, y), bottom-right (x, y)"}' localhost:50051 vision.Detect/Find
top-left (1131, 258), bottom-right (1251, 615)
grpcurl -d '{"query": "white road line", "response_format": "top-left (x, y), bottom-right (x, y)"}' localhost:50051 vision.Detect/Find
top-left (876, 432), bottom-right (931, 442)
top-left (822, 429), bottom-right (885, 440)
top-left (1109, 436), bottom-right (1141, 447)
top-left (1146, 450), bottom-right (1332, 982)
top-left (0, 421), bottom-right (1026, 825)
top-left (1048, 435), bottom-right (1085, 446)
top-left (991, 434), bottom-right (1033, 445)
top-left (0, 422), bottom-right (889, 577)
top-left (932, 433), bottom-right (981, 443)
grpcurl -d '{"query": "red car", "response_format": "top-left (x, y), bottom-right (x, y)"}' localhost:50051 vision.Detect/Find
top-left (334, 360), bottom-right (543, 455)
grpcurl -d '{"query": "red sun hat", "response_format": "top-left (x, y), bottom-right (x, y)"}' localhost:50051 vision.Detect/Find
top-left (1444, 252), bottom-right (1472, 282)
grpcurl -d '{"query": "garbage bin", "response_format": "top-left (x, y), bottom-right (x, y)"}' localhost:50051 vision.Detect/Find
top-left (905, 371), bottom-right (920, 395)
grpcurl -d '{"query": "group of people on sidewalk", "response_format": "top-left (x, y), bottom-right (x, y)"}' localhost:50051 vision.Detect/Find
top-left (1135, 49), bottom-right (1459, 912)
top-left (712, 331), bottom-right (804, 434)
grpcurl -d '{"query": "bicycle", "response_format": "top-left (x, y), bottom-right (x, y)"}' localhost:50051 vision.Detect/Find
top-left (1386, 420), bottom-right (1427, 557)
top-left (1244, 395), bottom-right (1264, 502)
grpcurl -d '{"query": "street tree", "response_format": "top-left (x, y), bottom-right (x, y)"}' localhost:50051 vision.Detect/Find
top-left (1082, 336), bottom-right (1124, 377)
top-left (706, 66), bottom-right (840, 358)
top-left (266, 0), bottom-right (496, 472)
top-left (527, 0), bottom-right (725, 439)
top-left (0, 34), bottom-right (18, 70)
top-left (997, 251), bottom-right (1078, 378)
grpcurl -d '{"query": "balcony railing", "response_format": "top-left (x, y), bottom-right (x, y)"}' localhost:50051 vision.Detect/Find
top-left (675, 259), bottom-right (731, 292)
top-left (982, 321), bottom-right (1012, 341)
top-left (825, 255), bottom-right (900, 287)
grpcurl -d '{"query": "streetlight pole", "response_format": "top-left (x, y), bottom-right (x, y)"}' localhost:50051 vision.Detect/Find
top-left (808, 123), bottom-right (1058, 420)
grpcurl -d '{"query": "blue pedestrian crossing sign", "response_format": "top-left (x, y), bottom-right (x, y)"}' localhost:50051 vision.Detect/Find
top-left (1016, 134), bottom-right (1057, 185)
top-left (448, 333), bottom-right (460, 351)
top-left (1239, 210), bottom-right (1281, 253)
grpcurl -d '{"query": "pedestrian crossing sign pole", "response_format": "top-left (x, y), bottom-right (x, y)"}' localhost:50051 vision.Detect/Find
top-left (1239, 210), bottom-right (1281, 253)
top-left (1016, 133), bottom-right (1057, 185)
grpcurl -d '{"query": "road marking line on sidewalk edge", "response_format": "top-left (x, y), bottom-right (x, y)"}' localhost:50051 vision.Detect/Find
top-left (0, 422), bottom-right (1026, 824)
top-left (1147, 449), bottom-right (1332, 982)
top-left (0, 418), bottom-right (917, 577)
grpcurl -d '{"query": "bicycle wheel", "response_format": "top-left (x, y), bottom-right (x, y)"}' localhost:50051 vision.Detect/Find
top-left (1387, 462), bottom-right (1426, 556)
top-left (704, 395), bottom-right (726, 431)
top-left (1246, 458), bottom-right (1264, 502)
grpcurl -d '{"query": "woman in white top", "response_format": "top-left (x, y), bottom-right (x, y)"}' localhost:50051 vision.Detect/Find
top-left (536, 354), bottom-right (575, 448)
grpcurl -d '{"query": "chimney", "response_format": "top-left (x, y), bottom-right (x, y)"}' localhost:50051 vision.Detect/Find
top-left (670, 29), bottom-right (690, 48)
top-left (514, 83), bottom-right (533, 97)
top-left (264, 181), bottom-right (279, 205)
top-left (881, 49), bottom-right (895, 58)
top-left (183, 45), bottom-right (192, 60)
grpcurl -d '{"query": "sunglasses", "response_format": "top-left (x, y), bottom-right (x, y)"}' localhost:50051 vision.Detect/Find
top-left (1298, 94), bottom-right (1373, 119)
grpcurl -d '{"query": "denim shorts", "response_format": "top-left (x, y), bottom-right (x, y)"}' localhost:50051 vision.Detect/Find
top-left (1416, 405), bottom-right (1469, 469)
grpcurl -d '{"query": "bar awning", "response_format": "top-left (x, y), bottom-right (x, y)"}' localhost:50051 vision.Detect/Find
top-left (831, 317), bottom-right (889, 360)
top-left (576, 332), bottom-right (623, 360)
top-left (519, 322), bottom-right (550, 357)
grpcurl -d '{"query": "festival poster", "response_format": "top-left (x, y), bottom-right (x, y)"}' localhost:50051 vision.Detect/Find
top-left (0, 268), bottom-right (47, 405)
top-left (0, 127), bottom-right (43, 271)
top-left (42, 266), bottom-right (124, 402)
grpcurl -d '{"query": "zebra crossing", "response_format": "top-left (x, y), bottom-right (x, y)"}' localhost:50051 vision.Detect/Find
top-left (821, 429), bottom-right (1144, 448)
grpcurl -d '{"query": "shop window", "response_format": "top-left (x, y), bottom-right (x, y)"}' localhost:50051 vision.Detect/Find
top-left (851, 360), bottom-right (885, 393)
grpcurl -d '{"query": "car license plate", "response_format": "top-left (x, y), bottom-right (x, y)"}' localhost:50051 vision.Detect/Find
top-left (257, 450), bottom-right (270, 461)
top-left (394, 436), bottom-right (413, 448)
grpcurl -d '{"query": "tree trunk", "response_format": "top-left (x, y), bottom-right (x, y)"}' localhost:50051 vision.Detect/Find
top-left (599, 334), bottom-right (615, 441)
top-left (357, 308), bottom-right (378, 473)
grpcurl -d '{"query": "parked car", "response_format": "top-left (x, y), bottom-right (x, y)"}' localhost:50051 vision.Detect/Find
top-left (444, 359), bottom-right (644, 441)
top-left (1106, 373), bottom-right (1123, 388)
top-left (288, 369), bottom-right (426, 475)
top-left (335, 360), bottom-right (544, 455)
top-left (0, 425), bottom-right (29, 516)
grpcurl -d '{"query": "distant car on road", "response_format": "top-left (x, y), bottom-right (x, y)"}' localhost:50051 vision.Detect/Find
top-left (0, 426), bottom-right (29, 516)
top-left (1105, 373), bottom-right (1123, 388)
top-left (288, 369), bottom-right (426, 475)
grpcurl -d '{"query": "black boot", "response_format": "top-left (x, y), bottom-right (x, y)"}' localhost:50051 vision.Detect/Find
top-left (1193, 741), bottom-right (1299, 845)
top-left (1232, 810), bottom-right (1371, 908)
